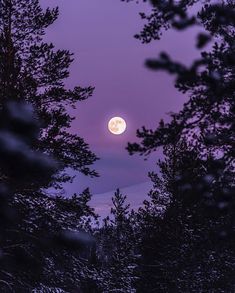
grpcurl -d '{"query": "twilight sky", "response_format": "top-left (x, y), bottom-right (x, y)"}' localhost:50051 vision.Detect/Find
top-left (41, 0), bottom-right (199, 195)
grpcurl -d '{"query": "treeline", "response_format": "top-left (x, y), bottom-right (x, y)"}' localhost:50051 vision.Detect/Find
top-left (1, 137), bottom-right (234, 292)
top-left (0, 0), bottom-right (235, 292)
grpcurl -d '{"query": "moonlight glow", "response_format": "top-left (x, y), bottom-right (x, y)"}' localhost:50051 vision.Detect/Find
top-left (108, 117), bottom-right (127, 135)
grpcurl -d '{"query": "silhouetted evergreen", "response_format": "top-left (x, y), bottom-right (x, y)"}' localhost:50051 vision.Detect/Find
top-left (96, 189), bottom-right (138, 292)
top-left (121, 0), bottom-right (235, 292)
top-left (0, 0), bottom-right (98, 291)
top-left (0, 101), bottom-right (98, 291)
top-left (0, 0), bottom-right (98, 192)
top-left (133, 140), bottom-right (235, 292)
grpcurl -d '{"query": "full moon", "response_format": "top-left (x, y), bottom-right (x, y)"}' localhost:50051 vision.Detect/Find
top-left (108, 117), bottom-right (127, 135)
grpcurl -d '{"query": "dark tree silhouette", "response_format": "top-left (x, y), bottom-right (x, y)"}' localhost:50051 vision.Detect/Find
top-left (0, 1), bottom-right (99, 291)
top-left (0, 0), bottom-right (98, 192)
top-left (96, 189), bottom-right (138, 292)
top-left (119, 0), bottom-right (235, 291)
top-left (134, 139), bottom-right (235, 292)
top-left (122, 0), bottom-right (235, 226)
top-left (124, 1), bottom-right (235, 178)
top-left (0, 101), bottom-right (98, 291)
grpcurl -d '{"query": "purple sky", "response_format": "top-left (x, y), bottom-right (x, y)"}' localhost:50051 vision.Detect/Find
top-left (41, 0), bottom-right (199, 194)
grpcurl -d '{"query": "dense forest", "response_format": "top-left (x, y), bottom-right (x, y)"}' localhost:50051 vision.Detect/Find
top-left (0, 0), bottom-right (234, 292)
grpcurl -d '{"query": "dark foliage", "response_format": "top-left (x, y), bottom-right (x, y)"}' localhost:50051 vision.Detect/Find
top-left (0, 1), bottom-right (99, 291)
top-left (0, 0), bottom-right (98, 192)
top-left (96, 189), bottom-right (138, 292)
top-left (0, 101), bottom-right (98, 292)
top-left (119, 0), bottom-right (235, 292)
top-left (1, 0), bottom-right (235, 292)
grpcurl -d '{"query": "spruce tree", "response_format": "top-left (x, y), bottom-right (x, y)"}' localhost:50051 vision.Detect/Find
top-left (135, 140), bottom-right (235, 292)
top-left (98, 189), bottom-right (138, 293)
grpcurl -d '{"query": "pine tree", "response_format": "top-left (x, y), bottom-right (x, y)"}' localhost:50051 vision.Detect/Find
top-left (0, 1), bottom-right (99, 290)
top-left (0, 0), bottom-right (98, 192)
top-left (3, 187), bottom-right (98, 291)
top-left (122, 1), bottom-right (235, 290)
top-left (126, 1), bottom-right (235, 186)
top-left (98, 189), bottom-right (138, 293)
top-left (0, 101), bottom-right (58, 292)
top-left (134, 140), bottom-right (235, 292)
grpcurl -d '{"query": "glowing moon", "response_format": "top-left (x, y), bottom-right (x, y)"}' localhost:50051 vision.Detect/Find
top-left (108, 117), bottom-right (127, 135)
